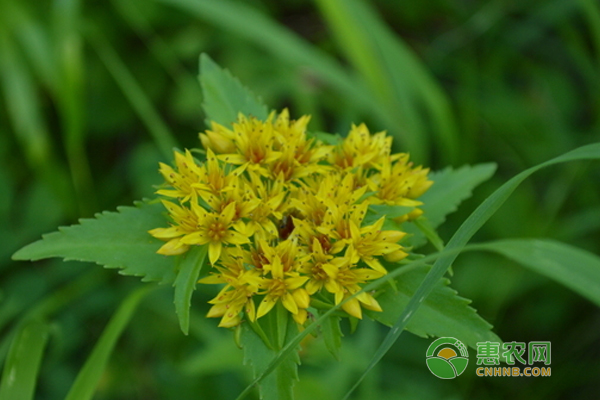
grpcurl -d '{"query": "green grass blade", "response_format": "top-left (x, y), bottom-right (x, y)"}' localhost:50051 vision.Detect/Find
top-left (7, 2), bottom-right (58, 93)
top-left (109, 0), bottom-right (204, 113)
top-left (52, 0), bottom-right (96, 215)
top-left (579, 0), bottom-right (600, 79)
top-left (155, 0), bottom-right (391, 130)
top-left (63, 286), bottom-right (152, 400)
top-left (85, 29), bottom-right (178, 159)
top-left (0, 29), bottom-right (76, 215)
top-left (173, 245), bottom-right (208, 335)
top-left (316, 0), bottom-right (460, 163)
top-left (0, 320), bottom-right (51, 400)
top-left (0, 32), bottom-right (50, 172)
top-left (314, 0), bottom-right (425, 159)
top-left (0, 269), bottom-right (105, 366)
top-left (359, 0), bottom-right (460, 163)
top-left (478, 239), bottom-right (600, 307)
top-left (343, 142), bottom-right (600, 398)
top-left (314, 0), bottom-right (393, 107)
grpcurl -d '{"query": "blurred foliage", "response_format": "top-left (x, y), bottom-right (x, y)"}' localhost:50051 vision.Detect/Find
top-left (1, 0), bottom-right (599, 399)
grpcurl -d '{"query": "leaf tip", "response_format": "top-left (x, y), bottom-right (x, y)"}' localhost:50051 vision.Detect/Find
top-left (178, 315), bottom-right (190, 336)
top-left (199, 53), bottom-right (217, 75)
top-left (11, 246), bottom-right (29, 261)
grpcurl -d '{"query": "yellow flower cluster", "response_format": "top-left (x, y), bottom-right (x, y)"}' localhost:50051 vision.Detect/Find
top-left (149, 110), bottom-right (432, 328)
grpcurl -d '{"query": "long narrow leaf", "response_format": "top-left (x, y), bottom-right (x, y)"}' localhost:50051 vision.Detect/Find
top-left (315, 0), bottom-right (460, 163)
top-left (478, 238), bottom-right (600, 307)
top-left (314, 0), bottom-right (393, 107)
top-left (578, 0), bottom-right (600, 65)
top-left (0, 29), bottom-right (75, 214)
top-left (63, 286), bottom-right (152, 400)
top-left (0, 31), bottom-right (51, 170)
top-left (53, 0), bottom-right (96, 215)
top-left (0, 270), bottom-right (105, 366)
top-left (314, 0), bottom-right (425, 160)
top-left (344, 143), bottom-right (600, 398)
top-left (155, 0), bottom-right (392, 132)
top-left (8, 2), bottom-right (58, 92)
top-left (0, 320), bottom-right (51, 400)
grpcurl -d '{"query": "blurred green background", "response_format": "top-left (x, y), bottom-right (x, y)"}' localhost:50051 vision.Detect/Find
top-left (1, 0), bottom-right (599, 398)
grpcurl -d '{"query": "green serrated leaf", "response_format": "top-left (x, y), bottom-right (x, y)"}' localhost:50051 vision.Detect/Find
top-left (173, 245), bottom-right (209, 335)
top-left (421, 163), bottom-right (497, 228)
top-left (12, 201), bottom-right (176, 284)
top-left (256, 302), bottom-right (290, 351)
top-left (365, 266), bottom-right (500, 349)
top-left (0, 320), bottom-right (51, 400)
top-left (240, 321), bottom-right (300, 400)
top-left (248, 318), bottom-right (274, 350)
top-left (321, 315), bottom-right (343, 360)
top-left (402, 163), bottom-right (496, 249)
top-left (479, 239), bottom-right (600, 307)
top-left (199, 53), bottom-right (268, 126)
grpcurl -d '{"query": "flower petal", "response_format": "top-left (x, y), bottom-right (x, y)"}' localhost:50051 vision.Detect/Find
top-left (208, 241), bottom-right (223, 264)
top-left (180, 232), bottom-right (209, 245)
top-left (206, 303), bottom-right (227, 318)
top-left (292, 288), bottom-right (310, 309)
top-left (220, 202), bottom-right (237, 224)
top-left (256, 297), bottom-right (277, 319)
top-left (148, 226), bottom-right (183, 239)
top-left (218, 313), bottom-right (241, 328)
top-left (285, 275), bottom-right (309, 290)
top-left (224, 230), bottom-right (250, 245)
top-left (282, 293), bottom-right (299, 314)
top-left (341, 297), bottom-right (362, 319)
top-left (306, 280), bottom-right (321, 295)
top-left (245, 298), bottom-right (257, 322)
top-left (292, 309), bottom-right (307, 325)
top-left (158, 240), bottom-right (188, 256)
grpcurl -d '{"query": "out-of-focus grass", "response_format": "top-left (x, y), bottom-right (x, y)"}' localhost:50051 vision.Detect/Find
top-left (0, 0), bottom-right (599, 399)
